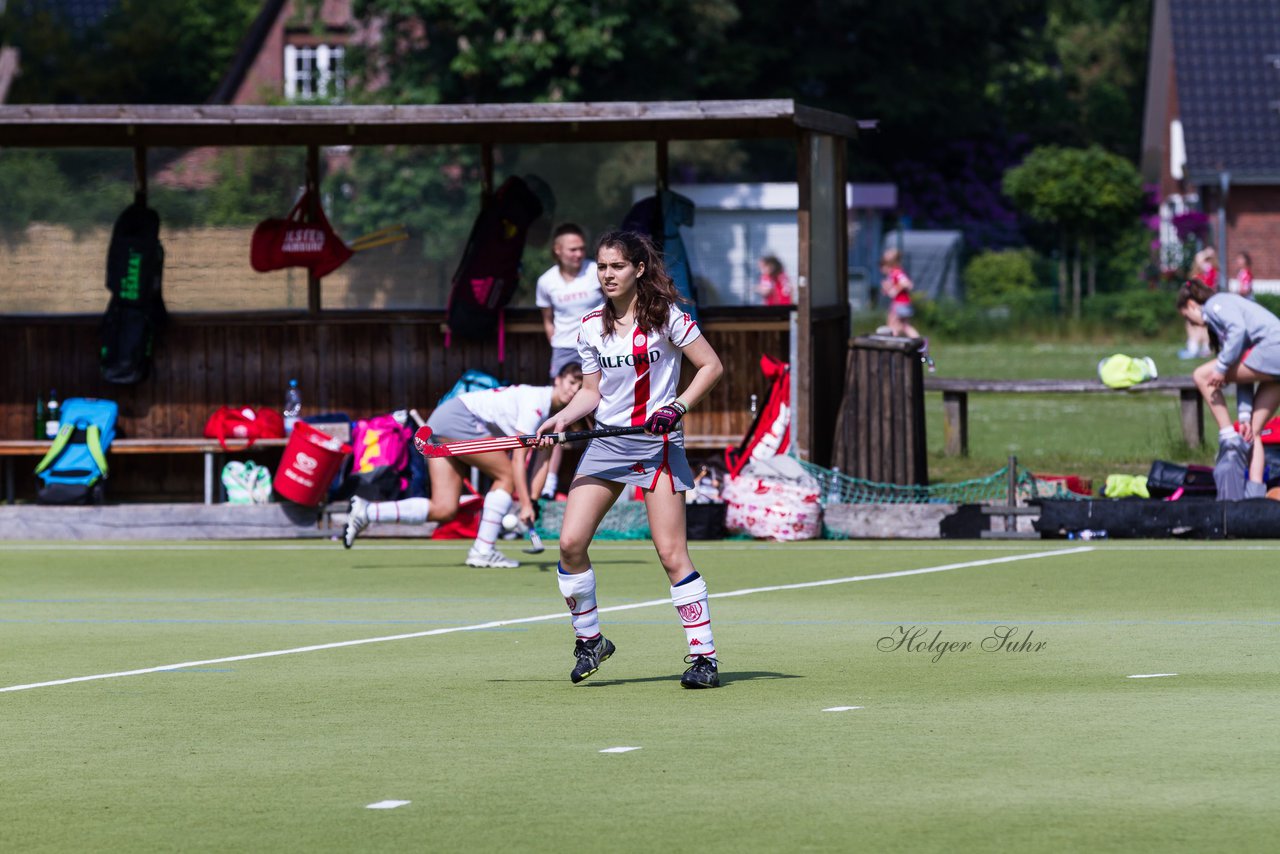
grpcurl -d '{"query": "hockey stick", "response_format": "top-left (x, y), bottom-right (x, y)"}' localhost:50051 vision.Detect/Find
top-left (413, 424), bottom-right (646, 459)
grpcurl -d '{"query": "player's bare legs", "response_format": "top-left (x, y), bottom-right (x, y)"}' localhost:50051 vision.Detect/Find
top-left (556, 475), bottom-right (623, 682)
top-left (344, 445), bottom-right (519, 568)
top-left (643, 473), bottom-right (719, 688)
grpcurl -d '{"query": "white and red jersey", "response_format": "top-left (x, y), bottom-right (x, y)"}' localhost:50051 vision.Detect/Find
top-left (536, 262), bottom-right (602, 348)
top-left (577, 304), bottom-right (701, 428)
top-left (459, 384), bottom-right (553, 436)
top-left (885, 267), bottom-right (912, 304)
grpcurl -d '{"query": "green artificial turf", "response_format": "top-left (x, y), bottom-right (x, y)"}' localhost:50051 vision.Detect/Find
top-left (2, 540), bottom-right (1278, 852)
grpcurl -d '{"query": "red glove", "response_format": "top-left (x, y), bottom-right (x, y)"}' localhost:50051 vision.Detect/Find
top-left (645, 401), bottom-right (687, 435)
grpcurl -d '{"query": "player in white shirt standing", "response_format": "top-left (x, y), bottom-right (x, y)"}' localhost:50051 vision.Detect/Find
top-left (343, 363), bottom-right (583, 567)
top-left (535, 230), bottom-right (725, 688)
top-left (535, 223), bottom-right (602, 499)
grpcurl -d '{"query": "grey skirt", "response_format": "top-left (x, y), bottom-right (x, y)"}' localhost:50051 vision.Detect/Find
top-left (1243, 343), bottom-right (1280, 378)
top-left (575, 432), bottom-right (695, 491)
top-left (550, 346), bottom-right (582, 377)
top-left (426, 397), bottom-right (488, 441)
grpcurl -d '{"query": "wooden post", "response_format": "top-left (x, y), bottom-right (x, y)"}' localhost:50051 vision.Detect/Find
top-left (306, 144), bottom-right (321, 314)
top-left (941, 391), bottom-right (969, 456)
top-left (1004, 454), bottom-right (1019, 535)
top-left (1179, 388), bottom-right (1204, 448)
top-left (481, 142), bottom-right (495, 203)
top-left (1007, 455), bottom-right (1018, 505)
top-left (794, 132), bottom-right (813, 461)
top-left (132, 145), bottom-right (147, 204)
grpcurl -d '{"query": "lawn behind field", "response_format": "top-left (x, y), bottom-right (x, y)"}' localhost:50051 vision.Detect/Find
top-left (924, 339), bottom-right (1220, 486)
top-left (3, 541), bottom-right (1278, 852)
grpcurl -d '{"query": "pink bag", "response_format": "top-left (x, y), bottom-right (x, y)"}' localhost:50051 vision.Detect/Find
top-left (352, 413), bottom-right (414, 497)
top-left (723, 458), bottom-right (822, 542)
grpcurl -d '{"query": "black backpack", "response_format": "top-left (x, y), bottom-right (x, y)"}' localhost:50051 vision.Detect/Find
top-left (446, 175), bottom-right (547, 340)
top-left (101, 198), bottom-right (166, 385)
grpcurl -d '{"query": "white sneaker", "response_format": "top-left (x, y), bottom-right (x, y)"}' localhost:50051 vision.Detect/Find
top-left (465, 545), bottom-right (520, 568)
top-left (343, 496), bottom-right (369, 549)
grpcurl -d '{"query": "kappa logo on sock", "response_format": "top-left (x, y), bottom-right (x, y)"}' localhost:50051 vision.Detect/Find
top-left (630, 462), bottom-right (647, 475)
top-left (677, 602), bottom-right (703, 623)
top-left (564, 596), bottom-right (577, 610)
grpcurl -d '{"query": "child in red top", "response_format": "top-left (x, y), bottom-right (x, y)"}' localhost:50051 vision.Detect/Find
top-left (1182, 247), bottom-right (1222, 358)
top-left (1195, 247), bottom-right (1220, 289)
top-left (1234, 251), bottom-right (1254, 299)
top-left (756, 255), bottom-right (793, 306)
top-left (880, 248), bottom-right (921, 338)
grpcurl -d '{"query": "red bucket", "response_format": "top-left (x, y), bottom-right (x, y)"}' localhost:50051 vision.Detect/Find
top-left (273, 421), bottom-right (351, 506)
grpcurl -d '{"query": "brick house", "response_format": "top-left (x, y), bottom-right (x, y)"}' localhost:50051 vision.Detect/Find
top-left (1140, 0), bottom-right (1280, 293)
top-left (158, 0), bottom-right (360, 188)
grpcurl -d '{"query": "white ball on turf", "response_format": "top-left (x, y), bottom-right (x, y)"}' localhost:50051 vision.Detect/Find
top-left (502, 513), bottom-right (519, 531)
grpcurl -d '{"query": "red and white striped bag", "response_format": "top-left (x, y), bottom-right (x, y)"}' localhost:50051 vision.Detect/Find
top-left (723, 457), bottom-right (822, 541)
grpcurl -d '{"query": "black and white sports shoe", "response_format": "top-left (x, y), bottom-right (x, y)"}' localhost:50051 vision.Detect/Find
top-left (343, 496), bottom-right (369, 549)
top-left (680, 654), bottom-right (720, 689)
top-left (570, 635), bottom-right (615, 684)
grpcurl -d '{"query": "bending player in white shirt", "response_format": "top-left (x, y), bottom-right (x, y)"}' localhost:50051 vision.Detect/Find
top-left (535, 230), bottom-right (726, 688)
top-left (343, 363), bottom-right (583, 567)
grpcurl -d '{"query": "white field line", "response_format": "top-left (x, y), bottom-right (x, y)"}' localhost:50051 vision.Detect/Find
top-left (0, 546), bottom-right (1090, 694)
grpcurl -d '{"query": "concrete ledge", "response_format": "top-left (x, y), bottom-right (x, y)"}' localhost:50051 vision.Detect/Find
top-left (0, 502), bottom-right (447, 541)
top-left (0, 500), bottom-right (1037, 541)
top-left (824, 503), bottom-right (959, 539)
top-left (0, 503), bottom-right (330, 540)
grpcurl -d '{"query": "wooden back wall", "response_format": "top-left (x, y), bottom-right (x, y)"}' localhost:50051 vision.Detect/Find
top-left (1, 309), bottom-right (788, 501)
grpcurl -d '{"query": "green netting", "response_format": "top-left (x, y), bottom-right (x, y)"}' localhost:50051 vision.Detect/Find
top-left (797, 459), bottom-right (1088, 505)
top-left (535, 498), bottom-right (650, 540)
top-left (532, 461), bottom-right (1086, 543)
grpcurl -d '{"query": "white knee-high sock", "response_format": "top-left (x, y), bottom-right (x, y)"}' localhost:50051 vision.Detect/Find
top-left (368, 497), bottom-right (430, 524)
top-left (474, 488), bottom-right (513, 550)
top-left (558, 566), bottom-right (600, 641)
top-left (671, 572), bottom-right (715, 659)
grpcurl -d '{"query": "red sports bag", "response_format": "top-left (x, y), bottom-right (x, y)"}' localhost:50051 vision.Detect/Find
top-left (250, 190), bottom-right (352, 278)
top-left (203, 406), bottom-right (286, 450)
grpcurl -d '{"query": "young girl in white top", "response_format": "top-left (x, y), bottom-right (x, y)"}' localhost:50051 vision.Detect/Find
top-left (343, 363), bottom-right (583, 567)
top-left (535, 230), bottom-right (725, 688)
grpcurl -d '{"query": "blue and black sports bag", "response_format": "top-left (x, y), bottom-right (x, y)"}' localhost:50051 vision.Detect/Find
top-left (34, 398), bottom-right (118, 505)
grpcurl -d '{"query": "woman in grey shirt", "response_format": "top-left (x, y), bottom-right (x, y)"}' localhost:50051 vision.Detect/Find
top-left (1177, 279), bottom-right (1280, 492)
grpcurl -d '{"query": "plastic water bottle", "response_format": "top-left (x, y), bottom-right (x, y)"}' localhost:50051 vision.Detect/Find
top-left (35, 393), bottom-right (46, 440)
top-left (44, 389), bottom-right (60, 439)
top-left (749, 394), bottom-right (759, 416)
top-left (826, 466), bottom-right (843, 504)
top-left (284, 379), bottom-right (302, 435)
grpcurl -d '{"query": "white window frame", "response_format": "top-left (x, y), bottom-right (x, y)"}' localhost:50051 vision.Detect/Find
top-left (284, 44), bottom-right (345, 100)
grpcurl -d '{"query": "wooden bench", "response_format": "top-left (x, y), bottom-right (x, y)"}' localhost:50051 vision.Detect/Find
top-left (0, 433), bottom-right (739, 505)
top-left (923, 377), bottom-right (1204, 456)
top-left (0, 438), bottom-right (289, 505)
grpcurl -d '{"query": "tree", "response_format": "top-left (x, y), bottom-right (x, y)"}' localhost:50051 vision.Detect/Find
top-left (1003, 144), bottom-right (1142, 317)
top-left (0, 0), bottom-right (261, 103)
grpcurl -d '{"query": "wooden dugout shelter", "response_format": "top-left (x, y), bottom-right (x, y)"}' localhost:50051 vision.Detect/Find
top-left (0, 100), bottom-right (862, 501)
